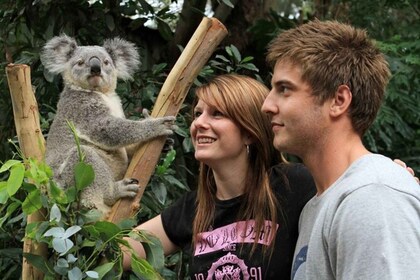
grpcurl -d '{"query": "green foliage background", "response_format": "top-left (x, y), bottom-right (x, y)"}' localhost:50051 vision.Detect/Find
top-left (0, 0), bottom-right (419, 278)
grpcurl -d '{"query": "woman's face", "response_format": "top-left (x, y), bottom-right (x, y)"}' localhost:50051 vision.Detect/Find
top-left (191, 99), bottom-right (250, 168)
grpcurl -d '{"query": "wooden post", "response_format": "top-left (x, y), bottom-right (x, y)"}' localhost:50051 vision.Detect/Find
top-left (107, 17), bottom-right (228, 223)
top-left (6, 64), bottom-right (47, 280)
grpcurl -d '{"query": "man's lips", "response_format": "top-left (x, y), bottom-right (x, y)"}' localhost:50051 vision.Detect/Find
top-left (271, 122), bottom-right (284, 131)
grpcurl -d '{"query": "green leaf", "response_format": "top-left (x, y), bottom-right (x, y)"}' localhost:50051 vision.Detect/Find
top-left (156, 18), bottom-right (173, 41)
top-left (22, 188), bottom-right (42, 215)
top-left (7, 164), bottom-right (25, 196)
top-left (74, 162), bottom-right (94, 191)
top-left (66, 186), bottom-right (77, 203)
top-left (222, 0), bottom-right (234, 8)
top-left (151, 183), bottom-right (167, 205)
top-left (0, 159), bottom-right (21, 173)
top-left (139, 231), bottom-right (165, 271)
top-left (229, 45), bottom-right (242, 63)
top-left (49, 181), bottom-right (68, 204)
top-left (90, 262), bottom-right (115, 279)
top-left (93, 221), bottom-right (122, 240)
top-left (105, 15), bottom-right (115, 32)
top-left (0, 202), bottom-right (20, 227)
top-left (131, 254), bottom-right (162, 280)
top-left (23, 253), bottom-right (51, 274)
top-left (0, 181), bottom-right (9, 204)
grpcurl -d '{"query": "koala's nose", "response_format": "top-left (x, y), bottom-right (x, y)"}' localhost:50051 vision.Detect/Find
top-left (89, 57), bottom-right (101, 75)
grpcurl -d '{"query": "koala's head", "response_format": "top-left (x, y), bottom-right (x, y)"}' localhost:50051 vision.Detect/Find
top-left (41, 34), bottom-right (140, 94)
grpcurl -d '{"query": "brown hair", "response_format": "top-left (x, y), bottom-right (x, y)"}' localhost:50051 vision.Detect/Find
top-left (267, 19), bottom-right (391, 136)
top-left (192, 74), bottom-right (280, 254)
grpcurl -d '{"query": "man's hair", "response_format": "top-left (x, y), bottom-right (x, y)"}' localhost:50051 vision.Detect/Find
top-left (267, 20), bottom-right (391, 136)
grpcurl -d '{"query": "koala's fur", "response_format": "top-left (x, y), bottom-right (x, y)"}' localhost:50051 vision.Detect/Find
top-left (41, 35), bottom-right (176, 217)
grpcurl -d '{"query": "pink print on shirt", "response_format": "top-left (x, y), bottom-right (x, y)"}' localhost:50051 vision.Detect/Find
top-left (194, 220), bottom-right (278, 256)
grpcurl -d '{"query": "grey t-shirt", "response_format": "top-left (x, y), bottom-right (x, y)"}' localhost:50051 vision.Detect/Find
top-left (291, 154), bottom-right (420, 280)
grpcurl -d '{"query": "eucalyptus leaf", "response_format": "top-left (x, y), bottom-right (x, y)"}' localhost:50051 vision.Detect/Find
top-left (63, 225), bottom-right (82, 238)
top-left (52, 237), bottom-right (74, 255)
top-left (50, 203), bottom-right (62, 222)
top-left (44, 227), bottom-right (65, 238)
top-left (86, 270), bottom-right (99, 278)
top-left (57, 258), bottom-right (69, 268)
top-left (68, 266), bottom-right (83, 280)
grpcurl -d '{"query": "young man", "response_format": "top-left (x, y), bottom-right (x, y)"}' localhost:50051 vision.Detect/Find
top-left (262, 20), bottom-right (420, 280)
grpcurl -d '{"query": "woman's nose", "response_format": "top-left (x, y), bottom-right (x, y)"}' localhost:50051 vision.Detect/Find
top-left (193, 113), bottom-right (209, 129)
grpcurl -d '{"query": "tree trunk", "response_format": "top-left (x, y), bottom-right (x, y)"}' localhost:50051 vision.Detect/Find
top-left (6, 64), bottom-right (47, 280)
top-left (107, 17), bottom-right (227, 223)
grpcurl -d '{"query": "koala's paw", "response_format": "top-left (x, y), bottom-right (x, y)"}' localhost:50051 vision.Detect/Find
top-left (142, 109), bottom-right (178, 136)
top-left (114, 178), bottom-right (140, 199)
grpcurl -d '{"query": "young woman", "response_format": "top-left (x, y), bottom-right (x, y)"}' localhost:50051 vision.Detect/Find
top-left (123, 74), bottom-right (316, 279)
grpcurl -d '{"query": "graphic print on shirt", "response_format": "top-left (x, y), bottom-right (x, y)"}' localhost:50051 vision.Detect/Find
top-left (291, 245), bottom-right (307, 280)
top-left (193, 220), bottom-right (278, 280)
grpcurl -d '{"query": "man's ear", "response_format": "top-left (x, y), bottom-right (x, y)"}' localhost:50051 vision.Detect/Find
top-left (330, 85), bottom-right (352, 117)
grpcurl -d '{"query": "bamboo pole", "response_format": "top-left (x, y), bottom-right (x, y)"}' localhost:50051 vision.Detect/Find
top-left (6, 63), bottom-right (47, 280)
top-left (107, 17), bottom-right (228, 223)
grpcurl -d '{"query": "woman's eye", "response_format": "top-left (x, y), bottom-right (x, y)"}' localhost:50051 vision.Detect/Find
top-left (193, 111), bottom-right (202, 119)
top-left (213, 110), bottom-right (224, 117)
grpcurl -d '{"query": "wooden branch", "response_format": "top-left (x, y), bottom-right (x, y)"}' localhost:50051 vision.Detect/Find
top-left (6, 64), bottom-right (47, 280)
top-left (107, 17), bottom-right (228, 223)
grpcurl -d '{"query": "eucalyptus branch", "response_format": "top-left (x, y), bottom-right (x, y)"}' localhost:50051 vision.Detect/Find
top-left (66, 120), bottom-right (85, 162)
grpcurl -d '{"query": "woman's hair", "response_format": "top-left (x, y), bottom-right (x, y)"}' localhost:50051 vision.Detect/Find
top-left (192, 74), bottom-right (281, 255)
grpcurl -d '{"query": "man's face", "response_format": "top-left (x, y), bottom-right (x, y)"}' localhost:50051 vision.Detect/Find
top-left (261, 61), bottom-right (329, 157)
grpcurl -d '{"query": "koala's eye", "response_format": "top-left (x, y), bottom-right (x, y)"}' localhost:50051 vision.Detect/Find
top-left (104, 60), bottom-right (110, 66)
top-left (77, 60), bottom-right (84, 66)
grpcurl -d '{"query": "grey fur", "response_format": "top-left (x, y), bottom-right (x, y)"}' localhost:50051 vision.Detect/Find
top-left (41, 35), bottom-right (176, 217)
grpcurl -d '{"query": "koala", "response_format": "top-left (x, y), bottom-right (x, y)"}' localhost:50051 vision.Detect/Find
top-left (41, 35), bottom-right (176, 217)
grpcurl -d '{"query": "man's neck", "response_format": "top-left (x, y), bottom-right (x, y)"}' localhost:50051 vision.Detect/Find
top-left (302, 134), bottom-right (370, 195)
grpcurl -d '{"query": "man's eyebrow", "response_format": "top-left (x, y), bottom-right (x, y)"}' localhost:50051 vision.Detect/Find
top-left (272, 79), bottom-right (294, 88)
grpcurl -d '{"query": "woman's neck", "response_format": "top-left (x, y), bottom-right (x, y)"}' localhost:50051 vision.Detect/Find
top-left (212, 159), bottom-right (248, 200)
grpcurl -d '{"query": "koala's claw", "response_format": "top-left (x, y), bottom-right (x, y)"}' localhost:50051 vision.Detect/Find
top-left (115, 178), bottom-right (140, 198)
top-left (126, 178), bottom-right (139, 184)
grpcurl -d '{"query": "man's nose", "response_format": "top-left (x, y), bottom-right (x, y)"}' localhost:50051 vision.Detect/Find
top-left (261, 90), bottom-right (276, 114)
top-left (89, 57), bottom-right (101, 75)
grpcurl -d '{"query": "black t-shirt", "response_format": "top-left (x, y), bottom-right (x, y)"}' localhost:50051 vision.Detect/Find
top-left (161, 163), bottom-right (316, 279)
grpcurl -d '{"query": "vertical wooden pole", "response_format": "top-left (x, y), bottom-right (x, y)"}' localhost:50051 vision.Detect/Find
top-left (6, 64), bottom-right (47, 280)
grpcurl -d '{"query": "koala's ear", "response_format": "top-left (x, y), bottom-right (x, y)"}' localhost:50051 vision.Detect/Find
top-left (41, 34), bottom-right (78, 74)
top-left (103, 38), bottom-right (140, 80)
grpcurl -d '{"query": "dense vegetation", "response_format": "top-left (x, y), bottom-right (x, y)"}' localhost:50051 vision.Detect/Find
top-left (0, 0), bottom-right (418, 279)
